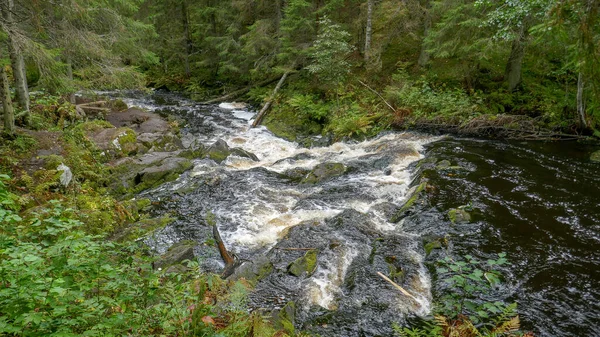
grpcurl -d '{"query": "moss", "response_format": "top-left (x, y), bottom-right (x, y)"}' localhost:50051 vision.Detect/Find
top-left (110, 99), bottom-right (128, 112)
top-left (448, 208), bottom-right (472, 224)
top-left (288, 249), bottom-right (318, 277)
top-left (115, 128), bottom-right (137, 156)
top-left (264, 103), bottom-right (323, 142)
top-left (390, 182), bottom-right (427, 223)
top-left (43, 155), bottom-right (66, 170)
top-left (276, 301), bottom-right (296, 335)
top-left (112, 215), bottom-right (175, 242)
top-left (74, 120), bottom-right (113, 133)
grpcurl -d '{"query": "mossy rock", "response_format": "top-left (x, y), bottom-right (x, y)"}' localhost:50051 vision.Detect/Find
top-left (280, 167), bottom-right (311, 182)
top-left (436, 160), bottom-right (452, 170)
top-left (134, 157), bottom-right (192, 192)
top-left (228, 256), bottom-right (274, 286)
top-left (591, 150), bottom-right (600, 163)
top-left (110, 99), bottom-right (128, 112)
top-left (116, 128), bottom-right (138, 156)
top-left (207, 139), bottom-right (231, 163)
top-left (448, 207), bottom-right (472, 224)
top-left (301, 162), bottom-right (346, 184)
top-left (287, 249), bottom-right (318, 277)
top-left (390, 182), bottom-right (427, 223)
top-left (275, 301), bottom-right (296, 335)
top-left (111, 215), bottom-right (175, 242)
top-left (154, 240), bottom-right (196, 270)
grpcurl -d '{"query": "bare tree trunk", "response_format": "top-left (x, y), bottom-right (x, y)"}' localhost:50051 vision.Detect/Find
top-left (251, 71), bottom-right (290, 128)
top-left (3, 0), bottom-right (29, 115)
top-left (1, 65), bottom-right (15, 135)
top-left (364, 0), bottom-right (373, 63)
top-left (577, 72), bottom-right (587, 129)
top-left (418, 0), bottom-right (431, 67)
top-left (505, 24), bottom-right (527, 92)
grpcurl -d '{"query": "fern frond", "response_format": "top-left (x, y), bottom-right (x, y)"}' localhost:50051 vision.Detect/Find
top-left (491, 315), bottom-right (520, 334)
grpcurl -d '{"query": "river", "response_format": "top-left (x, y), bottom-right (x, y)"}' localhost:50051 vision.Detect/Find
top-left (111, 91), bottom-right (600, 337)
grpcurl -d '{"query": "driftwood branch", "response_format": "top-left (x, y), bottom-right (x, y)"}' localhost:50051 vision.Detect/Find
top-left (212, 224), bottom-right (239, 278)
top-left (376, 271), bottom-right (421, 304)
top-left (251, 71), bottom-right (291, 128)
top-left (358, 80), bottom-right (395, 112)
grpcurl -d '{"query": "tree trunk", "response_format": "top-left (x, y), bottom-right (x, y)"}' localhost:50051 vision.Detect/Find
top-left (577, 72), bottom-right (587, 129)
top-left (364, 0), bottom-right (373, 63)
top-left (3, 0), bottom-right (29, 114)
top-left (505, 25), bottom-right (527, 92)
top-left (418, 0), bottom-right (431, 67)
top-left (251, 71), bottom-right (290, 128)
top-left (1, 65), bottom-right (15, 135)
top-left (182, 0), bottom-right (192, 77)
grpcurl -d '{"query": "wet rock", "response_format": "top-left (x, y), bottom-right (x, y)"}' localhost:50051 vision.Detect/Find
top-left (274, 301), bottom-right (296, 334)
top-left (288, 249), bottom-right (318, 277)
top-left (436, 159), bottom-right (451, 170)
top-left (301, 162), bottom-right (346, 184)
top-left (390, 182), bottom-right (427, 223)
top-left (231, 147), bottom-right (259, 161)
top-left (207, 139), bottom-right (231, 163)
top-left (448, 207), bottom-right (472, 224)
top-left (228, 255), bottom-right (274, 286)
top-left (154, 240), bottom-right (196, 270)
top-left (591, 150), bottom-right (600, 162)
top-left (135, 157), bottom-right (192, 186)
top-left (280, 167), bottom-right (311, 182)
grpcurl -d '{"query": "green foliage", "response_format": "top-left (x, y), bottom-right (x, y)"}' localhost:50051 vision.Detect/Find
top-left (394, 253), bottom-right (526, 337)
top-left (435, 253), bottom-right (508, 323)
top-left (306, 16), bottom-right (354, 87)
top-left (288, 94), bottom-right (331, 122)
top-left (386, 71), bottom-right (481, 123)
top-left (0, 178), bottom-right (266, 336)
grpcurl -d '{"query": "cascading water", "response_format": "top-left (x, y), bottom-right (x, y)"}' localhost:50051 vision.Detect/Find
top-left (106, 91), bottom-right (600, 336)
top-left (112, 91), bottom-right (437, 335)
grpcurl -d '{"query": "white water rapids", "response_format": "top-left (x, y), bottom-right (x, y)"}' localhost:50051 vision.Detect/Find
top-left (119, 93), bottom-right (437, 322)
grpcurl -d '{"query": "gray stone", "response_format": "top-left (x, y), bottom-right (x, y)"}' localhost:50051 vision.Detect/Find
top-left (301, 162), bottom-right (346, 184)
top-left (136, 157), bottom-right (192, 185)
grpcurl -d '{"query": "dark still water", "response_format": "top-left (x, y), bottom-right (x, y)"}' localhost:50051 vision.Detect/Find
top-left (424, 139), bottom-right (600, 336)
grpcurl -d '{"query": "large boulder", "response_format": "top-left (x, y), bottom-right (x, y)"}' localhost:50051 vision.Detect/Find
top-left (301, 162), bottom-right (346, 184)
top-left (135, 157), bottom-right (192, 186)
top-left (89, 127), bottom-right (137, 157)
top-left (207, 139), bottom-right (231, 163)
top-left (206, 139), bottom-right (259, 163)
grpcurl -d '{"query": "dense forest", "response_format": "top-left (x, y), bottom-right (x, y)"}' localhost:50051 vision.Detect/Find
top-left (1, 1), bottom-right (600, 336)
top-left (1, 0), bottom-right (599, 138)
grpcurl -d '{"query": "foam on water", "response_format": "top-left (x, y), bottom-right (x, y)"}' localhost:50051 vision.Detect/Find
top-left (104, 94), bottom-right (437, 319)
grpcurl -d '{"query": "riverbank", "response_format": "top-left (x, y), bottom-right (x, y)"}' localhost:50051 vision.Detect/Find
top-left (0, 93), bottom-right (296, 336)
top-left (5, 90), bottom-right (597, 336)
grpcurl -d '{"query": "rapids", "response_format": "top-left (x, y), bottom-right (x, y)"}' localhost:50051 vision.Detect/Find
top-left (108, 91), bottom-right (600, 336)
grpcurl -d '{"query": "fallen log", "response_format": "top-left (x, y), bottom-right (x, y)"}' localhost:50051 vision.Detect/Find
top-left (212, 224), bottom-right (239, 278)
top-left (376, 271), bottom-right (421, 305)
top-left (251, 71), bottom-right (291, 128)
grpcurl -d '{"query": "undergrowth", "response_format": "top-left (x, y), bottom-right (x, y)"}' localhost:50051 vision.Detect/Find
top-left (0, 175), bottom-right (285, 337)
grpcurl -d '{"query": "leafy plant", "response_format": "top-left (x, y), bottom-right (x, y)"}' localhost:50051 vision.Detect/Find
top-left (394, 253), bottom-right (532, 337)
